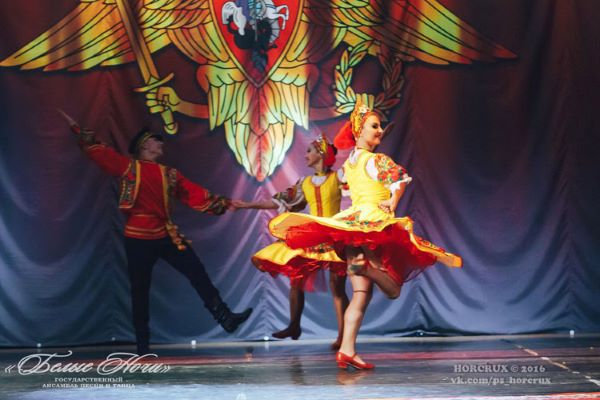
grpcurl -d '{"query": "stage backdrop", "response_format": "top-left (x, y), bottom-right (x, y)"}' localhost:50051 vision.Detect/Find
top-left (0, 0), bottom-right (599, 347)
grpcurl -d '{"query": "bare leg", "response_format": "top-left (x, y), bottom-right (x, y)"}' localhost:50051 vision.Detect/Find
top-left (339, 274), bottom-right (372, 362)
top-left (353, 246), bottom-right (402, 299)
top-left (339, 246), bottom-right (373, 363)
top-left (329, 272), bottom-right (349, 349)
top-left (272, 286), bottom-right (304, 339)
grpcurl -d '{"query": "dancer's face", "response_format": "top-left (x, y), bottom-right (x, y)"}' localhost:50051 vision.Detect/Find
top-left (305, 144), bottom-right (322, 169)
top-left (357, 114), bottom-right (384, 149)
top-left (140, 137), bottom-right (164, 160)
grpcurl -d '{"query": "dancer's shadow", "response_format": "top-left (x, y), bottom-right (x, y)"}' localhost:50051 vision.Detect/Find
top-left (336, 369), bottom-right (373, 385)
top-left (287, 355), bottom-right (306, 385)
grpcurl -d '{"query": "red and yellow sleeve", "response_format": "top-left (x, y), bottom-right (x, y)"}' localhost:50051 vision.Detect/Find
top-left (373, 154), bottom-right (408, 186)
top-left (272, 179), bottom-right (307, 212)
top-left (175, 172), bottom-right (230, 215)
top-left (84, 144), bottom-right (131, 177)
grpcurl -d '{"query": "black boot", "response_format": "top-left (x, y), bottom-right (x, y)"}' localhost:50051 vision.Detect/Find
top-left (135, 330), bottom-right (150, 355)
top-left (207, 297), bottom-right (253, 333)
top-left (136, 342), bottom-right (150, 355)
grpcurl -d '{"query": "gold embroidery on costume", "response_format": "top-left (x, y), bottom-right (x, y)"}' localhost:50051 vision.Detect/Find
top-left (161, 165), bottom-right (189, 251)
top-left (118, 161), bottom-right (140, 210)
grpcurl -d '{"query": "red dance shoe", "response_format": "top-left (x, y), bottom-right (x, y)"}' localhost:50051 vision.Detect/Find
top-left (336, 351), bottom-right (375, 370)
top-left (272, 326), bottom-right (301, 340)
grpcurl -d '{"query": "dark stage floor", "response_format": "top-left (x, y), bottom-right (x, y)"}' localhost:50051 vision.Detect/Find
top-left (1, 334), bottom-right (599, 400)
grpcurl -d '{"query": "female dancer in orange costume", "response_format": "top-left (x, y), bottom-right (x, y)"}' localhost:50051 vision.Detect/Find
top-left (234, 134), bottom-right (349, 349)
top-left (268, 100), bottom-right (462, 369)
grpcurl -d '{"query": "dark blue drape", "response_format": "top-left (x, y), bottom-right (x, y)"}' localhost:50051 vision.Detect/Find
top-left (0, 0), bottom-right (598, 347)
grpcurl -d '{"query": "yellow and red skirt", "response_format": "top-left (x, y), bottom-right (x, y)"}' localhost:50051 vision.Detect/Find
top-left (252, 240), bottom-right (346, 290)
top-left (268, 210), bottom-right (462, 286)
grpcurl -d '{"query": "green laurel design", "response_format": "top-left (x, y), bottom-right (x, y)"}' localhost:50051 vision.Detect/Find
top-left (334, 42), bottom-right (404, 119)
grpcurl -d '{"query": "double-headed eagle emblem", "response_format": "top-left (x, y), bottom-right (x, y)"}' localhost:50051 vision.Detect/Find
top-left (1, 0), bottom-right (514, 180)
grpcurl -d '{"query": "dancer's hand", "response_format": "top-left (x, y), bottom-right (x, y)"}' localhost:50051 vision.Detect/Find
top-left (229, 199), bottom-right (251, 210)
top-left (379, 183), bottom-right (405, 214)
top-left (57, 108), bottom-right (84, 135)
top-left (230, 199), bottom-right (278, 210)
top-left (378, 198), bottom-right (398, 214)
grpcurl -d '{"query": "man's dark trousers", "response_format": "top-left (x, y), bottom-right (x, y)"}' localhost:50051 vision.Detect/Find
top-left (124, 236), bottom-right (221, 352)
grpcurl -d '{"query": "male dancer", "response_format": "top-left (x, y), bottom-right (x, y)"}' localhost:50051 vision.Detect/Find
top-left (61, 112), bottom-right (252, 354)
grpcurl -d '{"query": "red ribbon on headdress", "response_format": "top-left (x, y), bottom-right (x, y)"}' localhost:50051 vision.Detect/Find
top-left (333, 121), bottom-right (356, 150)
top-left (322, 144), bottom-right (336, 168)
top-left (311, 135), bottom-right (337, 167)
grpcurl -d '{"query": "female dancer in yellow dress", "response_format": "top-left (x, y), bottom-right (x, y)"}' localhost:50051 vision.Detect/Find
top-left (268, 100), bottom-right (462, 369)
top-left (234, 134), bottom-right (349, 349)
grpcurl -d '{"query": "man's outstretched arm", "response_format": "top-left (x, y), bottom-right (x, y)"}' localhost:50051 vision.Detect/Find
top-left (175, 172), bottom-right (230, 215)
top-left (64, 117), bottom-right (130, 177)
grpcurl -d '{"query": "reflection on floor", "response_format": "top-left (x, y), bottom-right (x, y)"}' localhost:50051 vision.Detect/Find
top-left (1, 334), bottom-right (599, 399)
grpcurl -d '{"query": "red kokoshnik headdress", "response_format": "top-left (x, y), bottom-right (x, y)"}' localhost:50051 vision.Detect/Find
top-left (333, 98), bottom-right (379, 150)
top-left (312, 133), bottom-right (336, 168)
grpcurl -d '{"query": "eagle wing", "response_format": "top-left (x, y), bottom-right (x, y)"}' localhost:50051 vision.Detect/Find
top-left (0, 0), bottom-right (221, 70)
top-left (1, 0), bottom-right (516, 181)
top-left (291, 0), bottom-right (515, 65)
